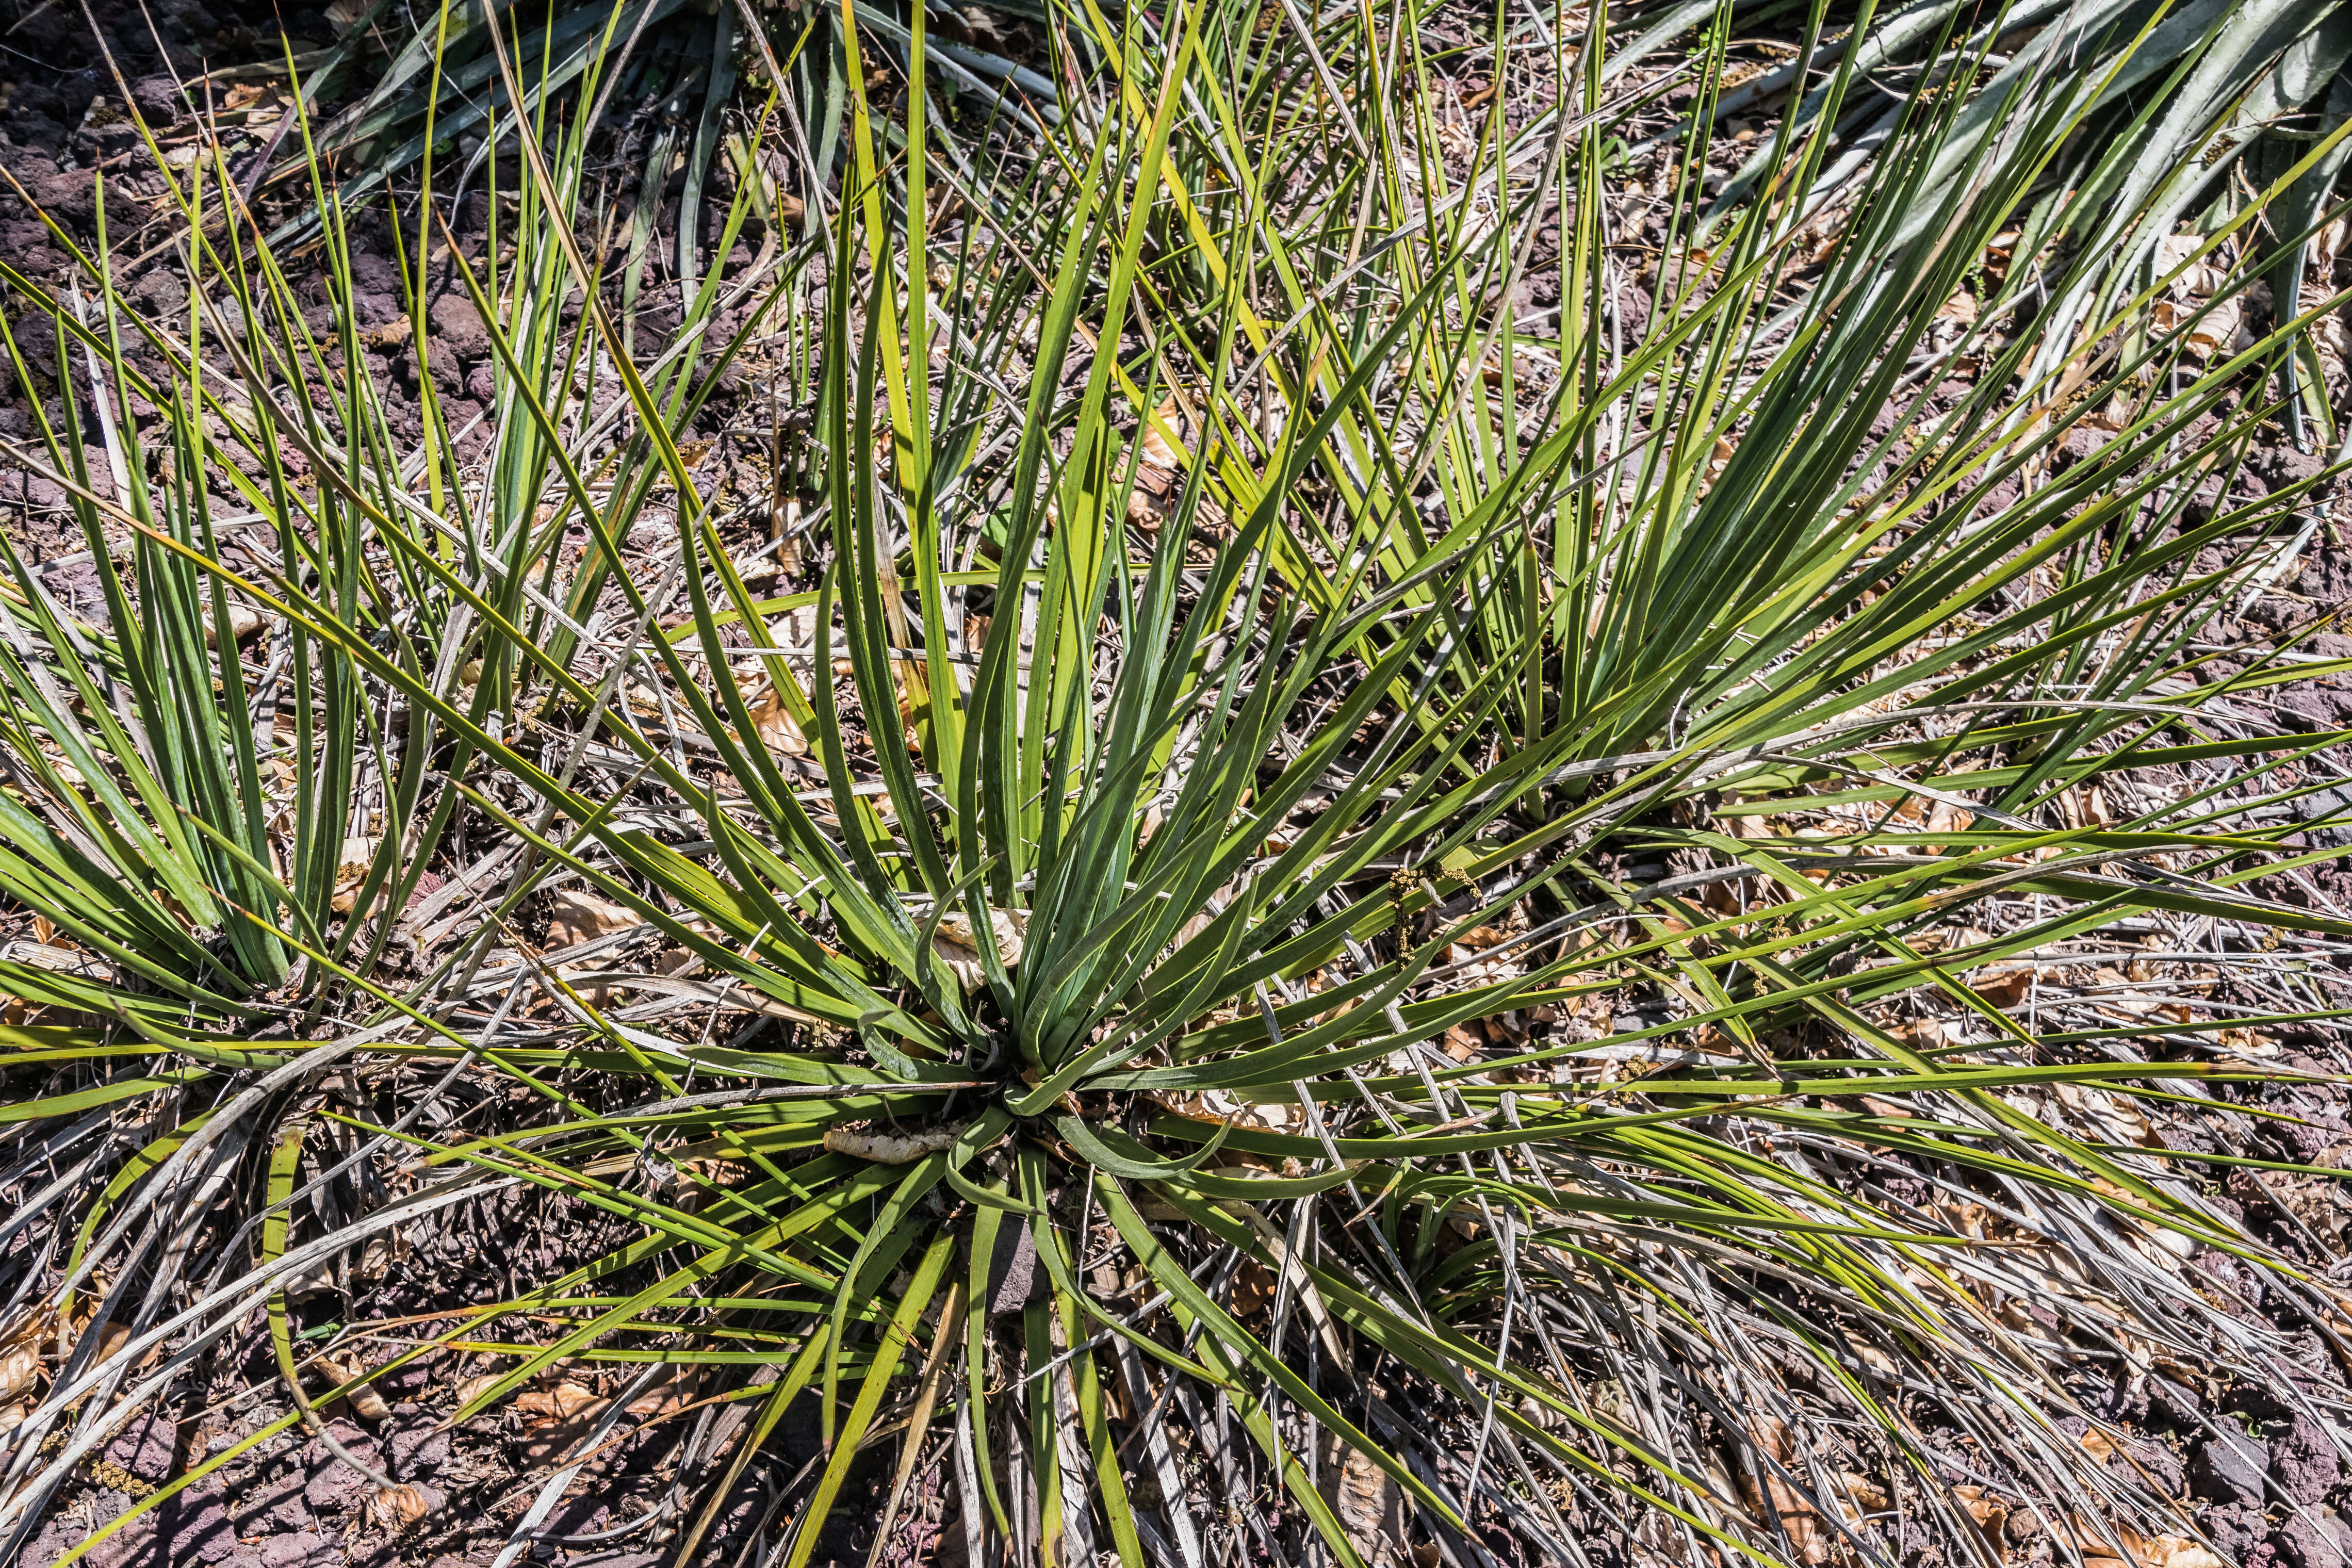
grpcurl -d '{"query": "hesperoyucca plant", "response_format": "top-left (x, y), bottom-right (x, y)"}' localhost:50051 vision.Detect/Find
top-left (252, 0), bottom-right (1061, 321)
top-left (1632, 0), bottom-right (2352, 449)
top-left (0, 15), bottom-right (785, 1556)
top-left (1, 2), bottom-right (2349, 1567)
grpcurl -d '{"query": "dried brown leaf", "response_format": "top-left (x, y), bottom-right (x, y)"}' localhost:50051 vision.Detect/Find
top-left (515, 1380), bottom-right (601, 1422)
top-left (1318, 1434), bottom-right (1410, 1565)
top-left (545, 888), bottom-right (640, 949)
top-left (2118, 1530), bottom-right (2227, 1568)
top-left (453, 1373), bottom-right (509, 1412)
top-left (1230, 1257), bottom-right (1275, 1318)
top-left (0, 1343), bottom-right (38, 1403)
top-left (748, 683), bottom-right (809, 757)
top-left (329, 836), bottom-right (381, 916)
top-left (930, 908), bottom-right (1026, 991)
top-left (314, 1353), bottom-right (390, 1420)
top-left (1954, 1485), bottom-right (2011, 1550)
top-left (366, 1482), bottom-right (444, 1532)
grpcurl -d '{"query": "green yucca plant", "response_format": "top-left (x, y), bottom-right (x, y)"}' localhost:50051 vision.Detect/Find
top-left (0, 18), bottom-right (791, 1554)
top-left (1639, 0), bottom-right (2352, 449)
top-left (242, 0), bottom-right (1061, 330)
top-left (0, 2), bottom-right (2348, 1567)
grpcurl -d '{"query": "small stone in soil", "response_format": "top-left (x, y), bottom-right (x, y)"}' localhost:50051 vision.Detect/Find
top-left (2191, 1427), bottom-right (2268, 1507)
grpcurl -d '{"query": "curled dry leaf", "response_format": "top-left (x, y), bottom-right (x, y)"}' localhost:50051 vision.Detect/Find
top-left (315, 1353), bottom-right (390, 1420)
top-left (896, 680), bottom-right (925, 754)
top-left (545, 887), bottom-right (641, 950)
top-left (515, 1380), bottom-right (602, 1422)
top-left (202, 601), bottom-right (263, 647)
top-left (329, 836), bottom-right (381, 916)
top-left (452, 1373), bottom-right (508, 1412)
top-left (1905, 1016), bottom-right (1967, 1052)
top-left (727, 550), bottom-right (781, 587)
top-left (2154, 235), bottom-right (2232, 298)
top-left (1969, 966), bottom-right (2034, 1008)
top-left (281, 1260), bottom-right (340, 1300)
top-left (1732, 1471), bottom-right (1838, 1562)
top-left (1137, 399), bottom-right (1183, 471)
top-left (513, 1380), bottom-right (612, 1464)
top-left (1147, 1087), bottom-right (1304, 1135)
top-left (2151, 236), bottom-right (2245, 358)
top-left (748, 682), bottom-right (809, 757)
top-left (2058, 1083), bottom-right (2159, 1149)
top-left (957, 4), bottom-right (1005, 47)
top-left (623, 1368), bottom-right (701, 1420)
top-left (2115, 1530), bottom-right (2227, 1568)
top-left (1983, 230), bottom-right (2019, 281)
top-left (1750, 1419), bottom-right (1796, 1467)
top-left (731, 608), bottom-right (822, 696)
top-left (824, 1121), bottom-right (967, 1164)
top-left (1954, 1485), bottom-right (2011, 1546)
top-left (355, 1228), bottom-right (409, 1284)
top-left (1734, 1417), bottom-right (1891, 1563)
top-left (1839, 1473), bottom-right (1890, 1512)
top-left (2055, 1522), bottom-right (2229, 1568)
top-left (91, 1320), bottom-right (134, 1366)
top-left (1753, 1477), bottom-right (1837, 1564)
top-left (0, 1341), bottom-right (38, 1403)
top-left (366, 1482), bottom-right (444, 1532)
top-left (1925, 798), bottom-right (1973, 837)
top-left (2320, 214), bottom-right (2352, 272)
top-left (1127, 397), bottom-right (1188, 528)
top-left (2059, 784), bottom-right (2113, 830)
top-left (1230, 1256), bottom-right (1275, 1318)
top-left (930, 907), bottom-right (1026, 991)
top-left (1318, 1433), bottom-right (1410, 1566)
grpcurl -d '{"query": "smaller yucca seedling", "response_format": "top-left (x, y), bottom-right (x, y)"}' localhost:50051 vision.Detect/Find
top-left (0, 0), bottom-right (778, 1035)
top-left (0, 14), bottom-right (791, 1554)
